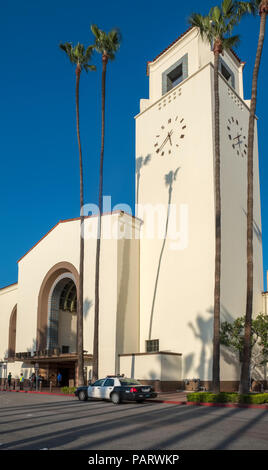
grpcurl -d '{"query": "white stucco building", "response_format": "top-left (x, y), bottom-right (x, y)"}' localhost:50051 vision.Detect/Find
top-left (0, 27), bottom-right (266, 391)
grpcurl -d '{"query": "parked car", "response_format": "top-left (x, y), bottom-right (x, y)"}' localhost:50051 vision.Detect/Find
top-left (75, 375), bottom-right (157, 404)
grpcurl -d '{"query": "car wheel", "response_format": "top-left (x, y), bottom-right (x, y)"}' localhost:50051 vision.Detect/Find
top-left (111, 392), bottom-right (121, 404)
top-left (78, 390), bottom-right (87, 401)
top-left (136, 399), bottom-right (145, 403)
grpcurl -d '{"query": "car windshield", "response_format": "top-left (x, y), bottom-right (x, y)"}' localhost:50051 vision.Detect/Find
top-left (119, 378), bottom-right (141, 386)
top-left (92, 379), bottom-right (105, 387)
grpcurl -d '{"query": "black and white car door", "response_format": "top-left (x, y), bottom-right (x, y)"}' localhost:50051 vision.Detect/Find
top-left (101, 378), bottom-right (115, 399)
top-left (88, 379), bottom-right (105, 399)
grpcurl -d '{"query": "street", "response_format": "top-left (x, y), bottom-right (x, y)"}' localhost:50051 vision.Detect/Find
top-left (0, 392), bottom-right (268, 450)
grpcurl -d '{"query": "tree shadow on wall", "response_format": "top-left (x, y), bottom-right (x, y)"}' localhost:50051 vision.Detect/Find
top-left (219, 304), bottom-right (243, 376)
top-left (116, 239), bottom-right (133, 373)
top-left (242, 208), bottom-right (262, 243)
top-left (187, 310), bottom-right (214, 380)
top-left (136, 154), bottom-right (151, 206)
top-left (148, 168), bottom-right (180, 341)
top-left (185, 304), bottom-right (248, 382)
top-left (83, 299), bottom-right (92, 319)
top-left (183, 353), bottom-right (194, 378)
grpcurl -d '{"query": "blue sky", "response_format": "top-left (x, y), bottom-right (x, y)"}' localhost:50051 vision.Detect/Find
top-left (0, 0), bottom-right (267, 291)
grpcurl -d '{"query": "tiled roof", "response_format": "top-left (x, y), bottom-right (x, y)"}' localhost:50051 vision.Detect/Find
top-left (0, 282), bottom-right (18, 291)
top-left (229, 48), bottom-right (243, 64)
top-left (17, 211), bottom-right (142, 263)
top-left (146, 27), bottom-right (194, 74)
top-left (146, 26), bottom-right (243, 75)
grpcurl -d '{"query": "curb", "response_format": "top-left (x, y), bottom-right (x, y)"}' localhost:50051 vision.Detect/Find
top-left (148, 398), bottom-right (268, 409)
top-left (1, 390), bottom-right (268, 409)
top-left (186, 401), bottom-right (268, 410)
top-left (148, 399), bottom-right (186, 405)
top-left (0, 389), bottom-right (75, 397)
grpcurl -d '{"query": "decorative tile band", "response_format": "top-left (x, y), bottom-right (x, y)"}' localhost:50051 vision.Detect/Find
top-left (228, 87), bottom-right (244, 111)
top-left (158, 88), bottom-right (182, 111)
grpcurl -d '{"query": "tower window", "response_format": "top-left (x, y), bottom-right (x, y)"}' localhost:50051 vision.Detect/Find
top-left (146, 339), bottom-right (159, 353)
top-left (220, 59), bottom-right (235, 88)
top-left (167, 64), bottom-right (183, 88)
top-left (162, 54), bottom-right (188, 95)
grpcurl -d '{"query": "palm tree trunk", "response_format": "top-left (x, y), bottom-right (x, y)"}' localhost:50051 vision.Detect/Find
top-left (213, 48), bottom-right (221, 393)
top-left (76, 65), bottom-right (85, 387)
top-left (93, 55), bottom-right (108, 382)
top-left (239, 7), bottom-right (267, 395)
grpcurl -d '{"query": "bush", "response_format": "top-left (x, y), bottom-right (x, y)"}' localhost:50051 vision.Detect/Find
top-left (187, 392), bottom-right (268, 405)
top-left (61, 386), bottom-right (76, 394)
top-left (238, 393), bottom-right (268, 405)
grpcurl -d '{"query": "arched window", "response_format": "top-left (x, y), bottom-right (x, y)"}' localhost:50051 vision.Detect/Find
top-left (47, 274), bottom-right (77, 352)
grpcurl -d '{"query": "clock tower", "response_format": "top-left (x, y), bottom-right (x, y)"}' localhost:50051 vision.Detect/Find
top-left (135, 27), bottom-right (263, 389)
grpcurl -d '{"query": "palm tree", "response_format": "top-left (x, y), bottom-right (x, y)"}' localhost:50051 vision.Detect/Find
top-left (237, 0), bottom-right (268, 394)
top-left (59, 42), bottom-right (95, 386)
top-left (189, 0), bottom-right (241, 392)
top-left (90, 25), bottom-right (121, 382)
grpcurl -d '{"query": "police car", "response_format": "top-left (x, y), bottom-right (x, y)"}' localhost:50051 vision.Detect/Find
top-left (75, 375), bottom-right (157, 404)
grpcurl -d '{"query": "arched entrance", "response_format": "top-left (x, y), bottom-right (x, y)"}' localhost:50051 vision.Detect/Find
top-left (36, 262), bottom-right (80, 386)
top-left (36, 262), bottom-right (79, 351)
top-left (47, 273), bottom-right (77, 353)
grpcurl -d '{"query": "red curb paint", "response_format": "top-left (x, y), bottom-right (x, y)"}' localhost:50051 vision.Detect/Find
top-left (1, 390), bottom-right (75, 397)
top-left (148, 399), bottom-right (268, 409)
top-left (148, 399), bottom-right (186, 405)
top-left (1, 390), bottom-right (267, 408)
top-left (187, 401), bottom-right (268, 409)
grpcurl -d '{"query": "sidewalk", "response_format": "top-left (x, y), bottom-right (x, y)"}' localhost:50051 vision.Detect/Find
top-left (151, 391), bottom-right (188, 404)
top-left (2, 386), bottom-right (267, 409)
top-left (1, 386), bottom-right (187, 400)
top-left (0, 385), bottom-right (69, 395)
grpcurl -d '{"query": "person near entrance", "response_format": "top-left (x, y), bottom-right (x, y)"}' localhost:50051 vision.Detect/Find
top-left (19, 373), bottom-right (24, 390)
top-left (29, 373), bottom-right (35, 390)
top-left (57, 372), bottom-right (62, 387)
top-left (7, 372), bottom-right (12, 389)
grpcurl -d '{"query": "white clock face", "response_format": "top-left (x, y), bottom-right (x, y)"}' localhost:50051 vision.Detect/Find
top-left (154, 115), bottom-right (186, 157)
top-left (227, 117), bottom-right (247, 158)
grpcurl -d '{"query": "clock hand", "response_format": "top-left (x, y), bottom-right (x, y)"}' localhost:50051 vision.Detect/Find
top-left (157, 134), bottom-right (170, 153)
top-left (160, 130), bottom-right (173, 149)
top-left (233, 135), bottom-right (242, 145)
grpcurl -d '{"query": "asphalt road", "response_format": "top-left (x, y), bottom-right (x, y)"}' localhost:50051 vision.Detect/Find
top-left (0, 392), bottom-right (268, 450)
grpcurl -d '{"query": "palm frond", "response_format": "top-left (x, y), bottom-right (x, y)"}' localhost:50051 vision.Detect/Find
top-left (84, 64), bottom-right (96, 73)
top-left (90, 24), bottom-right (121, 59)
top-left (189, 0), bottom-right (244, 53)
top-left (222, 34), bottom-right (240, 49)
top-left (59, 40), bottom-right (95, 71)
top-left (237, 0), bottom-right (259, 17)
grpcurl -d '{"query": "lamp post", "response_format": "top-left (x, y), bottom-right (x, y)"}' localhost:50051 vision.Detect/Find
top-left (34, 362), bottom-right (39, 392)
top-left (0, 361), bottom-right (7, 389)
top-left (3, 362), bottom-right (7, 389)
